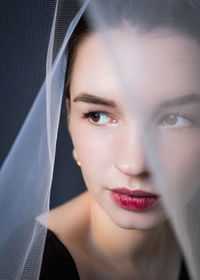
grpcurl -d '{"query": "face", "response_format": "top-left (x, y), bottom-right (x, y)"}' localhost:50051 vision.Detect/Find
top-left (67, 26), bottom-right (200, 230)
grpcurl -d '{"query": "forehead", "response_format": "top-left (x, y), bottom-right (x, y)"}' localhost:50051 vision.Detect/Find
top-left (70, 28), bottom-right (200, 106)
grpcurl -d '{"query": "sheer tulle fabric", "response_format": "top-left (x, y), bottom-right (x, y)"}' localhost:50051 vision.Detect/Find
top-left (0, 1), bottom-right (88, 279)
top-left (84, 1), bottom-right (200, 279)
top-left (0, 0), bottom-right (200, 279)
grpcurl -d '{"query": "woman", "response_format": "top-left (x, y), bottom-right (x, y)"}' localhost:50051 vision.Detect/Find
top-left (39, 0), bottom-right (200, 279)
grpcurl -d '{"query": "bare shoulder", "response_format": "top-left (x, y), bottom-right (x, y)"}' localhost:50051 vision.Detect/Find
top-left (47, 191), bottom-right (90, 243)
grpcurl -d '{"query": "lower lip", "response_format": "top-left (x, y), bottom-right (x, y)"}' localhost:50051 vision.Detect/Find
top-left (110, 191), bottom-right (160, 211)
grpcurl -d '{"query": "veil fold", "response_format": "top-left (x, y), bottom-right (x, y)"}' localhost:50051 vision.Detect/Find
top-left (0, 1), bottom-right (88, 278)
top-left (0, 1), bottom-right (200, 279)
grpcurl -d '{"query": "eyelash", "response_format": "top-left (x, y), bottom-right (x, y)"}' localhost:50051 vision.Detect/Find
top-left (81, 110), bottom-right (198, 130)
top-left (82, 110), bottom-right (115, 125)
top-left (158, 113), bottom-right (195, 128)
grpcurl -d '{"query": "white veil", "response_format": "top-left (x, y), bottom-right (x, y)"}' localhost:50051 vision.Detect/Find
top-left (0, 1), bottom-right (88, 279)
top-left (83, 1), bottom-right (200, 279)
top-left (0, 0), bottom-right (200, 279)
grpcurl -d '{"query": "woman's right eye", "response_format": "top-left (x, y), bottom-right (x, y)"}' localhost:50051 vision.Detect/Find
top-left (82, 111), bottom-right (116, 125)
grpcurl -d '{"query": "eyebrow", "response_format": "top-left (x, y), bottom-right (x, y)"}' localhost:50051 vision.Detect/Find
top-left (160, 93), bottom-right (200, 108)
top-left (73, 93), bottom-right (116, 107)
top-left (73, 92), bottom-right (200, 109)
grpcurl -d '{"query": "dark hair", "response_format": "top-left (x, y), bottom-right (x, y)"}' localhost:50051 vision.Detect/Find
top-left (64, 15), bottom-right (90, 99)
top-left (64, 0), bottom-right (200, 99)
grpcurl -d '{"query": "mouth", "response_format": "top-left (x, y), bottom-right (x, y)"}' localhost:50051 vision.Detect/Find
top-left (109, 187), bottom-right (160, 211)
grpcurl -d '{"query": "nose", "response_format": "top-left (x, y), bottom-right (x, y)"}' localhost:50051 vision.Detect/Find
top-left (115, 124), bottom-right (149, 179)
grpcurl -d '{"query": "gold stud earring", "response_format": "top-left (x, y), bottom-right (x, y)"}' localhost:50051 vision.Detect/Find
top-left (72, 148), bottom-right (81, 167)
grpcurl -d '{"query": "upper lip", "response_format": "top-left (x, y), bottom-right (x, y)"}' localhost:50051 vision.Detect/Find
top-left (111, 187), bottom-right (159, 197)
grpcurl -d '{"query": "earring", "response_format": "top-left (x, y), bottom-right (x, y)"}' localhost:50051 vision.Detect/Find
top-left (72, 148), bottom-right (81, 167)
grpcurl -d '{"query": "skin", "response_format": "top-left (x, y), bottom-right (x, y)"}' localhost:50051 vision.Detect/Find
top-left (48, 26), bottom-right (200, 279)
top-left (69, 26), bottom-right (200, 227)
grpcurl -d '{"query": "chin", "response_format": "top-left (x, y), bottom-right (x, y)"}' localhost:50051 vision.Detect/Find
top-left (109, 207), bottom-right (167, 230)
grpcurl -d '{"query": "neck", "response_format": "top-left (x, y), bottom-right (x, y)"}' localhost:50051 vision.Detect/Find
top-left (87, 195), bottom-right (179, 268)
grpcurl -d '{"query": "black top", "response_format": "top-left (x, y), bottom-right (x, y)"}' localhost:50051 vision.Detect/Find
top-left (39, 229), bottom-right (80, 280)
top-left (39, 229), bottom-right (190, 280)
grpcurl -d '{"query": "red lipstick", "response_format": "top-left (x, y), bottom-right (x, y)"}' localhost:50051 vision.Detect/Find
top-left (110, 188), bottom-right (160, 211)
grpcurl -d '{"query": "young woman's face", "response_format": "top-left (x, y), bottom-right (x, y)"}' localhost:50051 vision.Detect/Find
top-left (67, 27), bottom-right (200, 230)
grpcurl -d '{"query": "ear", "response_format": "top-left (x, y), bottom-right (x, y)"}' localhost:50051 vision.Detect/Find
top-left (65, 98), bottom-right (71, 131)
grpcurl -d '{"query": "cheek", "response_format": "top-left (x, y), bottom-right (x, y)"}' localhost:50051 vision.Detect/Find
top-left (155, 130), bottom-right (200, 202)
top-left (69, 117), bottom-right (117, 189)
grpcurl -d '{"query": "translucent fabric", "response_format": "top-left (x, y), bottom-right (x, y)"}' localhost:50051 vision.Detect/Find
top-left (0, 1), bottom-right (88, 279)
top-left (0, 0), bottom-right (200, 279)
top-left (84, 1), bottom-right (200, 279)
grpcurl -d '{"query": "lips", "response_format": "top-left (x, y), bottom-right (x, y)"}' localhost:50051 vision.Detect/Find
top-left (110, 188), bottom-right (160, 211)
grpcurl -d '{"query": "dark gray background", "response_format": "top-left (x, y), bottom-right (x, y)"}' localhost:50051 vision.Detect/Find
top-left (0, 0), bottom-right (86, 209)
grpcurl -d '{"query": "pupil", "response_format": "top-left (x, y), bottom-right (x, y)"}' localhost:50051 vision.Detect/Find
top-left (91, 113), bottom-right (100, 122)
top-left (166, 115), bottom-right (177, 125)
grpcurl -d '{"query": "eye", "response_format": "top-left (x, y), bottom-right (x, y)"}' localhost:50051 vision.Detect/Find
top-left (83, 111), bottom-right (115, 125)
top-left (159, 114), bottom-right (192, 128)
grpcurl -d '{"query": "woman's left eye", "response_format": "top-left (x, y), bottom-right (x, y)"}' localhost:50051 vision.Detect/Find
top-left (159, 114), bottom-right (192, 128)
top-left (83, 111), bottom-right (114, 125)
